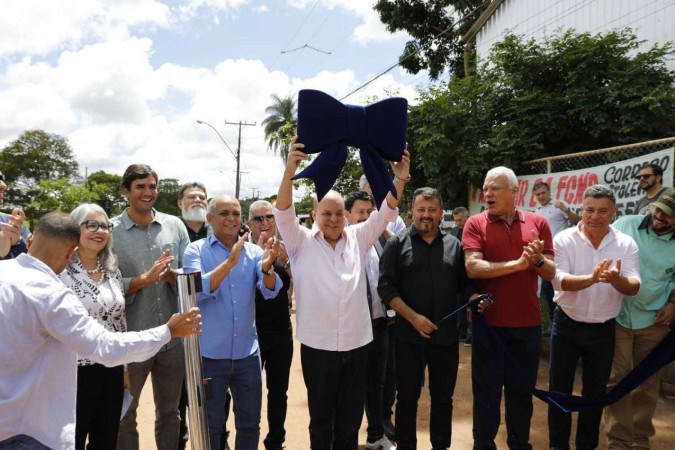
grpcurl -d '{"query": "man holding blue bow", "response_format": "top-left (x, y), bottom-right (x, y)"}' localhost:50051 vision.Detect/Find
top-left (274, 137), bottom-right (410, 450)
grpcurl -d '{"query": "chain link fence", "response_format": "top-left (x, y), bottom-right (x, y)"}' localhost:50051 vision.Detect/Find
top-left (520, 137), bottom-right (675, 177)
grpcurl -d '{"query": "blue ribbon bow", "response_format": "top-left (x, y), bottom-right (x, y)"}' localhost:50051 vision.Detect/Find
top-left (292, 89), bottom-right (408, 208)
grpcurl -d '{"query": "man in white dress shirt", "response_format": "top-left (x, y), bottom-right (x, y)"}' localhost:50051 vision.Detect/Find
top-left (274, 138), bottom-right (410, 450)
top-left (0, 212), bottom-right (201, 450)
top-left (548, 185), bottom-right (641, 450)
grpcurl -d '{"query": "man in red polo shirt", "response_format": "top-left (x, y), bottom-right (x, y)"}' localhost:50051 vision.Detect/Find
top-left (462, 166), bottom-right (555, 450)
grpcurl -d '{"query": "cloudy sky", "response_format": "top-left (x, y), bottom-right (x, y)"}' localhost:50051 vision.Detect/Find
top-left (0, 0), bottom-right (432, 199)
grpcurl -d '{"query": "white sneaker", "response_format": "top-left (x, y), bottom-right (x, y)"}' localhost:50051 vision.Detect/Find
top-left (365, 436), bottom-right (397, 450)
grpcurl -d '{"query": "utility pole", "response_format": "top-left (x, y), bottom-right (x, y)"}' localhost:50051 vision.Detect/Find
top-left (224, 120), bottom-right (256, 199)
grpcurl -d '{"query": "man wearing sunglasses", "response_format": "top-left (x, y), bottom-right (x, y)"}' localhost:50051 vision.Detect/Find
top-left (245, 200), bottom-right (293, 450)
top-left (633, 163), bottom-right (667, 215)
top-left (0, 171), bottom-right (30, 260)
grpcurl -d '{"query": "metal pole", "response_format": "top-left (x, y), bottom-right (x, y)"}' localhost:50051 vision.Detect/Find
top-left (224, 120), bottom-right (255, 200)
top-left (177, 272), bottom-right (210, 450)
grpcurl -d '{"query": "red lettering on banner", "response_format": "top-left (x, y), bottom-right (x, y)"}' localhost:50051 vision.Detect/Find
top-left (564, 176), bottom-right (577, 204)
top-left (556, 176), bottom-right (568, 200)
top-left (517, 180), bottom-right (529, 207)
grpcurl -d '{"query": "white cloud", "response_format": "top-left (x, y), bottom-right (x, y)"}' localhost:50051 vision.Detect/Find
top-left (0, 2), bottom-right (421, 200)
top-left (253, 4), bottom-right (270, 13)
top-left (0, 0), bottom-right (170, 56)
top-left (285, 0), bottom-right (408, 45)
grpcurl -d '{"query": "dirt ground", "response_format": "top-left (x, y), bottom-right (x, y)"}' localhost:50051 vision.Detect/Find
top-left (136, 316), bottom-right (675, 449)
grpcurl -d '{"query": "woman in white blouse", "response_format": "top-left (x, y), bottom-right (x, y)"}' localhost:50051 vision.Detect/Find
top-left (60, 203), bottom-right (127, 450)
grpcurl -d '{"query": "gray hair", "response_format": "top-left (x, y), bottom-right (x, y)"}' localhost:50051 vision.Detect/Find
top-left (412, 187), bottom-right (444, 209)
top-left (452, 206), bottom-right (469, 216)
top-left (69, 203), bottom-right (117, 273)
top-left (583, 184), bottom-right (616, 205)
top-left (207, 195), bottom-right (240, 215)
top-left (248, 200), bottom-right (274, 220)
top-left (485, 166), bottom-right (518, 188)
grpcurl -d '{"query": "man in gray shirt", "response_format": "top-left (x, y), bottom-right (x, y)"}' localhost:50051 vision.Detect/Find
top-left (112, 164), bottom-right (190, 450)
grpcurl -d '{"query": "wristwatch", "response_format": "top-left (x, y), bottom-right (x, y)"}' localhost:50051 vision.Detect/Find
top-left (534, 257), bottom-right (546, 268)
top-left (283, 260), bottom-right (291, 270)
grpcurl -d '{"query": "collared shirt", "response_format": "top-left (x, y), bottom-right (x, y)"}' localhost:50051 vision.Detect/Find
top-left (379, 226), bottom-right (475, 345)
top-left (462, 209), bottom-right (554, 327)
top-left (552, 223), bottom-right (641, 323)
top-left (181, 218), bottom-right (210, 242)
top-left (365, 245), bottom-right (386, 320)
top-left (0, 254), bottom-right (171, 450)
top-left (274, 201), bottom-right (398, 351)
top-left (612, 214), bottom-right (675, 329)
top-left (59, 260), bottom-right (127, 365)
top-left (183, 235), bottom-right (281, 360)
top-left (536, 201), bottom-right (571, 236)
top-left (111, 209), bottom-right (189, 350)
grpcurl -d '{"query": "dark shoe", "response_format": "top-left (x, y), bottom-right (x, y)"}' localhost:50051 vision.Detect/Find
top-left (463, 336), bottom-right (472, 347)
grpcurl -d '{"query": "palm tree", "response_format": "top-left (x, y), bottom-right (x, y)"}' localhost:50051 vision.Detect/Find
top-left (262, 94), bottom-right (297, 163)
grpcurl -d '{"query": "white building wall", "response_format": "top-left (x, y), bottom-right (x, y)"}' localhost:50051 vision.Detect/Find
top-left (475, 0), bottom-right (675, 69)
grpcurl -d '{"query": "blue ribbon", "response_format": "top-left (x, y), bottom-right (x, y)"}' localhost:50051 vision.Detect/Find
top-left (292, 89), bottom-right (408, 208)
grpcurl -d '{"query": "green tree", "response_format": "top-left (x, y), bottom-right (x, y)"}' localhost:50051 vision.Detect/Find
top-left (295, 150), bottom-right (365, 197)
top-left (409, 29), bottom-right (675, 206)
top-left (374, 0), bottom-right (486, 79)
top-left (28, 178), bottom-right (96, 214)
top-left (154, 178), bottom-right (181, 216)
top-left (0, 130), bottom-right (80, 210)
top-left (86, 171), bottom-right (126, 216)
top-left (262, 94), bottom-right (297, 163)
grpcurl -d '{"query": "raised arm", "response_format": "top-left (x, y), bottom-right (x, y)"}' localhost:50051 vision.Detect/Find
top-left (385, 147), bottom-right (411, 210)
top-left (276, 137), bottom-right (307, 212)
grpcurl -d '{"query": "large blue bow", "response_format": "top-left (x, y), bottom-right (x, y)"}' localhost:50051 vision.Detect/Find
top-left (292, 89), bottom-right (408, 208)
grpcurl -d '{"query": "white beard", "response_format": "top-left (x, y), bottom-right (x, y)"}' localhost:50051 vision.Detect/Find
top-left (182, 205), bottom-right (207, 222)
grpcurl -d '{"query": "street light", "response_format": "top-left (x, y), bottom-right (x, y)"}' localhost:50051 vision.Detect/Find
top-left (196, 120), bottom-right (241, 199)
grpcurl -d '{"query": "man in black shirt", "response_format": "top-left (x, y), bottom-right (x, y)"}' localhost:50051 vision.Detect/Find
top-left (378, 187), bottom-right (477, 450)
top-left (177, 182), bottom-right (209, 241)
top-left (247, 199), bottom-right (293, 450)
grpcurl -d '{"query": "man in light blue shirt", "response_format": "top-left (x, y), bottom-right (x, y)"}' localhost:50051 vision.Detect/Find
top-left (606, 188), bottom-right (675, 449)
top-left (183, 195), bottom-right (281, 450)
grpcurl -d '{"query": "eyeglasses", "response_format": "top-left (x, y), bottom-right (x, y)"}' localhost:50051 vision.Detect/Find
top-left (635, 174), bottom-right (655, 180)
top-left (251, 214), bottom-right (275, 223)
top-left (0, 174), bottom-right (5, 182)
top-left (81, 220), bottom-right (114, 232)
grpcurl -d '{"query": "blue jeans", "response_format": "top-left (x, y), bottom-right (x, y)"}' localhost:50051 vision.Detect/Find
top-left (472, 324), bottom-right (541, 450)
top-left (0, 435), bottom-right (51, 449)
top-left (203, 351), bottom-right (263, 450)
top-left (548, 307), bottom-right (615, 450)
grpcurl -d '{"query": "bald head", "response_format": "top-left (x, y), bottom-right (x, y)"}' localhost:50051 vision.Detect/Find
top-left (207, 195), bottom-right (242, 244)
top-left (312, 190), bottom-right (346, 247)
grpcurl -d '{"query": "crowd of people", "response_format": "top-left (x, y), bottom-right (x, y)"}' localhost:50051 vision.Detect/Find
top-left (0, 146), bottom-right (673, 450)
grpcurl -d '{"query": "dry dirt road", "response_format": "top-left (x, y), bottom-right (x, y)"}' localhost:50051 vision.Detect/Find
top-left (136, 318), bottom-right (675, 449)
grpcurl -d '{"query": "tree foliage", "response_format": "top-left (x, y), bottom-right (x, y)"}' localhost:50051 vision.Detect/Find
top-left (28, 178), bottom-right (96, 214)
top-left (374, 0), bottom-right (486, 79)
top-left (262, 94), bottom-right (297, 163)
top-left (155, 178), bottom-right (181, 216)
top-left (0, 130), bottom-right (80, 209)
top-left (409, 29), bottom-right (675, 207)
top-left (86, 171), bottom-right (126, 216)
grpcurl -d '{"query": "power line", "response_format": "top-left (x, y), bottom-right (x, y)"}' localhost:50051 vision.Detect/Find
top-left (338, 0), bottom-right (492, 101)
top-left (270, 0), bottom-right (321, 69)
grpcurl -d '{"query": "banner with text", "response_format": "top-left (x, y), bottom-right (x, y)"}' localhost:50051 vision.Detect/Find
top-left (469, 148), bottom-right (673, 217)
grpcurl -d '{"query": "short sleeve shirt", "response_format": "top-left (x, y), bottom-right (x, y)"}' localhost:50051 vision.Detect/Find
top-left (462, 210), bottom-right (554, 327)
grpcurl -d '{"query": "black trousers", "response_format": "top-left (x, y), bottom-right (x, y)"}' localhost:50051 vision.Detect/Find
top-left (259, 331), bottom-right (294, 449)
top-left (300, 343), bottom-right (368, 450)
top-left (364, 319), bottom-right (390, 442)
top-left (395, 339), bottom-right (459, 450)
top-left (76, 364), bottom-right (124, 450)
